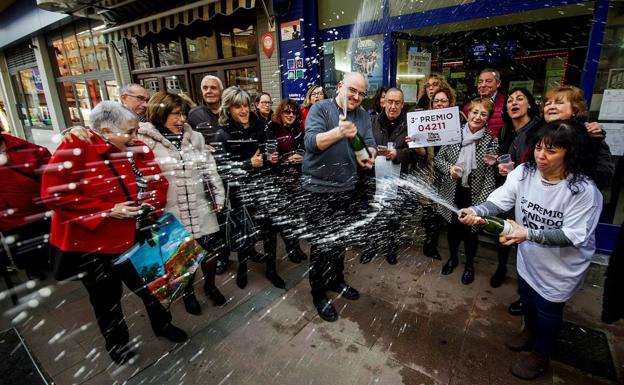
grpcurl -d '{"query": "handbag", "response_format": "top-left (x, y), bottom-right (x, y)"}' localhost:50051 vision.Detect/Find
top-left (113, 212), bottom-right (207, 308)
top-left (224, 184), bottom-right (259, 252)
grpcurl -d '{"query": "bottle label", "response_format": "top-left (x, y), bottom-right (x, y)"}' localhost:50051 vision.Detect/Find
top-left (355, 148), bottom-right (369, 161)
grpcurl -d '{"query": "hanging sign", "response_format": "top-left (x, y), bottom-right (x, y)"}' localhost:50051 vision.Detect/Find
top-left (261, 32), bottom-right (275, 58)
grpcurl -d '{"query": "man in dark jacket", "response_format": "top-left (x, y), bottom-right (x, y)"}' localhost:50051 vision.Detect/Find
top-left (188, 75), bottom-right (223, 138)
top-left (302, 72), bottom-right (376, 322)
top-left (360, 88), bottom-right (425, 264)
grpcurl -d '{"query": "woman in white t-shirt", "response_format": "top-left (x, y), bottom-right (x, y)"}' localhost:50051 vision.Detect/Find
top-left (457, 120), bottom-right (602, 380)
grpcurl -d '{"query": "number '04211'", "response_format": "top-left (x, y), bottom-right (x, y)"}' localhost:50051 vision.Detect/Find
top-left (418, 122), bottom-right (446, 132)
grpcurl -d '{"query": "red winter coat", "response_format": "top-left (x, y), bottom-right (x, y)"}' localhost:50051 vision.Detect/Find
top-left (41, 131), bottom-right (168, 254)
top-left (463, 93), bottom-right (506, 139)
top-left (0, 134), bottom-right (51, 232)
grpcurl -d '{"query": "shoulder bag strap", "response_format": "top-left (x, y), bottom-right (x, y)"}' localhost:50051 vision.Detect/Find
top-left (101, 155), bottom-right (133, 202)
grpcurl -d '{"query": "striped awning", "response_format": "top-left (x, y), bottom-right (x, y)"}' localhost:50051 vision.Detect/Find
top-left (104, 0), bottom-right (255, 42)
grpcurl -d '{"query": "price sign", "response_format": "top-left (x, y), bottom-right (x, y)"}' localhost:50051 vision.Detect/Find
top-left (407, 106), bottom-right (462, 148)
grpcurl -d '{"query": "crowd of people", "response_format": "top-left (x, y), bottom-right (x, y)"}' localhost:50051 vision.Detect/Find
top-left (0, 68), bottom-right (615, 379)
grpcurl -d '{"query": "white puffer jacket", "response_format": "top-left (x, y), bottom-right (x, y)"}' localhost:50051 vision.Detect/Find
top-left (138, 122), bottom-right (225, 238)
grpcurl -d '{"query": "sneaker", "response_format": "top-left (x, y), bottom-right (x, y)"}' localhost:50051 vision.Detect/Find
top-left (510, 352), bottom-right (549, 380)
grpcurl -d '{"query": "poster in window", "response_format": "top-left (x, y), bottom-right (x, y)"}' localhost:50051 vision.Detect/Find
top-left (351, 37), bottom-right (383, 94)
top-left (280, 20), bottom-right (301, 42)
top-left (607, 68), bottom-right (624, 89)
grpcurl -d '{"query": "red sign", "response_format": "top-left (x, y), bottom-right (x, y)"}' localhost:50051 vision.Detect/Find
top-left (261, 32), bottom-right (275, 59)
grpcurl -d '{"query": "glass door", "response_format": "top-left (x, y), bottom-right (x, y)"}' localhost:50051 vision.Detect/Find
top-left (391, 33), bottom-right (438, 107)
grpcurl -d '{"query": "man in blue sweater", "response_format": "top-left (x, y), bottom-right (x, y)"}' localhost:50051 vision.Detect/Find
top-left (302, 72), bottom-right (376, 321)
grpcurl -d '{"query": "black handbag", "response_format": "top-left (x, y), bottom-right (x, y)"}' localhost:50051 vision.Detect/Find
top-left (224, 185), bottom-right (259, 252)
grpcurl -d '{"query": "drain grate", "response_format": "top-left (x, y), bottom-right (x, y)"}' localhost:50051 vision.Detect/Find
top-left (554, 321), bottom-right (618, 382)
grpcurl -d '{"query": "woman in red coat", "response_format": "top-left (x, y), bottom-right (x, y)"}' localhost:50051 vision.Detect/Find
top-left (41, 101), bottom-right (187, 365)
top-left (0, 133), bottom-right (51, 277)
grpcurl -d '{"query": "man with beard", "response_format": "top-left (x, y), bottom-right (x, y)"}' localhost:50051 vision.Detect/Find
top-left (302, 72), bottom-right (376, 322)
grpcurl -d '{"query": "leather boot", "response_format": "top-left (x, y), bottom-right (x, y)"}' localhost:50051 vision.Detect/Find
top-left (505, 328), bottom-right (535, 351)
top-left (441, 258), bottom-right (458, 275)
top-left (510, 352), bottom-right (549, 380)
top-left (182, 293), bottom-right (201, 315)
top-left (236, 262), bottom-right (248, 289)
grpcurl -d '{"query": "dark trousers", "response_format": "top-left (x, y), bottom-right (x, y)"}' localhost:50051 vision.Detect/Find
top-left (518, 275), bottom-right (565, 358)
top-left (77, 252), bottom-right (171, 353)
top-left (305, 191), bottom-right (361, 300)
top-left (239, 212), bottom-right (278, 271)
top-left (364, 204), bottom-right (400, 256)
top-left (214, 211), bottom-right (231, 264)
top-left (447, 183), bottom-right (478, 265)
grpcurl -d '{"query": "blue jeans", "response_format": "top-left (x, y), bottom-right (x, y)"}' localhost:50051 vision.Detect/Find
top-left (518, 275), bottom-right (566, 358)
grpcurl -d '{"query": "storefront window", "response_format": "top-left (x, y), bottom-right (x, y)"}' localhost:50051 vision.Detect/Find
top-left (106, 80), bottom-right (119, 101)
top-left (131, 37), bottom-right (152, 70)
top-left (12, 67), bottom-right (52, 129)
top-left (63, 33), bottom-right (83, 76)
top-left (164, 75), bottom-right (187, 94)
top-left (93, 32), bottom-right (111, 71)
top-left (322, 34), bottom-right (384, 103)
top-left (226, 67), bottom-right (259, 97)
top-left (221, 25), bottom-right (257, 59)
top-left (186, 34), bottom-right (218, 63)
top-left (62, 81), bottom-right (82, 125)
top-left (78, 31), bottom-right (98, 73)
top-left (140, 77), bottom-right (160, 93)
top-left (157, 41), bottom-right (183, 67)
top-left (52, 38), bottom-right (71, 77)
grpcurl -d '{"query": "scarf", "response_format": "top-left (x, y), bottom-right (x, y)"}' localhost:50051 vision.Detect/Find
top-left (456, 123), bottom-right (484, 188)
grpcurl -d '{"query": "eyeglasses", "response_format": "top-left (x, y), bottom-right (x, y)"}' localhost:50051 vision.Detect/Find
top-left (347, 87), bottom-right (366, 98)
top-left (425, 82), bottom-right (440, 88)
top-left (432, 98), bottom-right (449, 104)
top-left (311, 91), bottom-right (324, 97)
top-left (282, 109), bottom-right (296, 115)
top-left (124, 94), bottom-right (149, 103)
top-left (259, 101), bottom-right (273, 105)
top-left (170, 111), bottom-right (187, 118)
top-left (386, 100), bottom-right (403, 106)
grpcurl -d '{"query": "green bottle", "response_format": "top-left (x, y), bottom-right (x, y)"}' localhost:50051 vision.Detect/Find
top-left (476, 216), bottom-right (513, 239)
top-left (350, 133), bottom-right (370, 162)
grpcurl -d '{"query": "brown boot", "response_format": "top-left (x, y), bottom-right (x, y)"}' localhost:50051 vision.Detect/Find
top-left (505, 328), bottom-right (534, 351)
top-left (510, 352), bottom-right (549, 380)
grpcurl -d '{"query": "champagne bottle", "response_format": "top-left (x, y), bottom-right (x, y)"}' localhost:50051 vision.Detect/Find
top-left (475, 216), bottom-right (512, 241)
top-left (351, 133), bottom-right (370, 162)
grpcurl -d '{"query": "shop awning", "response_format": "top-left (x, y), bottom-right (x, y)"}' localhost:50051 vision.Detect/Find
top-left (102, 0), bottom-right (256, 42)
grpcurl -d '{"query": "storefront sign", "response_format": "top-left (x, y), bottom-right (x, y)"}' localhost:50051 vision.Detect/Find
top-left (599, 89), bottom-right (624, 121)
top-left (408, 50), bottom-right (431, 76)
top-left (450, 72), bottom-right (466, 79)
top-left (407, 106), bottom-right (462, 148)
top-left (352, 37), bottom-right (383, 93)
top-left (261, 32), bottom-right (275, 58)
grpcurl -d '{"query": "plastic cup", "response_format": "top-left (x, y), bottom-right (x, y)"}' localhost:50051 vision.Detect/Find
top-left (497, 154), bottom-right (514, 172)
top-left (454, 162), bottom-right (465, 178)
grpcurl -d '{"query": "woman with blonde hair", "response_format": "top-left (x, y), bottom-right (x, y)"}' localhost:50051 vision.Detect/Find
top-left (300, 85), bottom-right (326, 128)
top-left (216, 86), bottom-right (285, 290)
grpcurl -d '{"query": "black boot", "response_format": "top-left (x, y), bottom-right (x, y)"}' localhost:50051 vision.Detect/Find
top-left (265, 257), bottom-right (285, 289)
top-left (154, 323), bottom-right (188, 343)
top-left (461, 265), bottom-right (475, 285)
top-left (204, 285), bottom-right (227, 306)
top-left (285, 238), bottom-right (305, 263)
top-left (490, 266), bottom-right (507, 288)
top-left (441, 258), bottom-right (458, 275)
top-left (109, 344), bottom-right (136, 365)
top-left (236, 262), bottom-right (248, 289)
top-left (386, 244), bottom-right (398, 265)
top-left (183, 292), bottom-right (201, 315)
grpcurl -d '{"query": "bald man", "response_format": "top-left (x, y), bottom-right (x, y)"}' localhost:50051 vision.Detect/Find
top-left (302, 72), bottom-right (376, 322)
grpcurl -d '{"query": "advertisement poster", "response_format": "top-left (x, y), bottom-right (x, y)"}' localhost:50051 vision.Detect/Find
top-left (599, 89), bottom-right (624, 121)
top-left (280, 20), bottom-right (301, 42)
top-left (407, 106), bottom-right (462, 148)
top-left (407, 49), bottom-right (431, 77)
top-left (351, 37), bottom-right (383, 93)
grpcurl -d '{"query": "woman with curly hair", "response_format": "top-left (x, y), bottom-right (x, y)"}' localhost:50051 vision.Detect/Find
top-left (458, 120), bottom-right (602, 380)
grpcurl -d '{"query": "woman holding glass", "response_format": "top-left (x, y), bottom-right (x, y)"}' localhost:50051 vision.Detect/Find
top-left (434, 97), bottom-right (497, 284)
top-left (266, 98), bottom-right (307, 263)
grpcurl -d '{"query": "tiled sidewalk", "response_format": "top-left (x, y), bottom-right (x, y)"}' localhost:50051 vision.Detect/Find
top-left (1, 242), bottom-right (622, 385)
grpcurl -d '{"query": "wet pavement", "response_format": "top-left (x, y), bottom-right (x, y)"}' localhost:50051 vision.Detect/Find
top-left (1, 239), bottom-right (623, 385)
